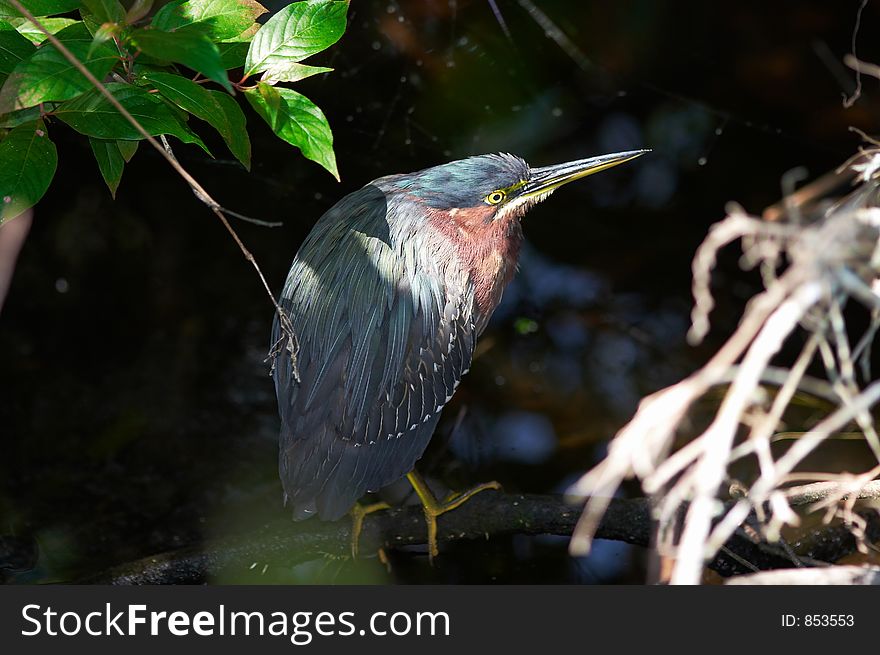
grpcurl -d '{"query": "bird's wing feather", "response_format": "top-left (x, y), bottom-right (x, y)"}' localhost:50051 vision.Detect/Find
top-left (271, 185), bottom-right (476, 520)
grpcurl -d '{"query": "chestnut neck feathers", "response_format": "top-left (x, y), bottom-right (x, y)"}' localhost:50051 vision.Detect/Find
top-left (374, 153), bottom-right (533, 324)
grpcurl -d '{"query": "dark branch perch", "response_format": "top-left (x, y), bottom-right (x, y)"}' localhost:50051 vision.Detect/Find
top-left (79, 491), bottom-right (880, 584)
top-left (85, 493), bottom-right (647, 584)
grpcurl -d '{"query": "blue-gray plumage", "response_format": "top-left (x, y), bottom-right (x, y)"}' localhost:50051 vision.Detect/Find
top-left (271, 150), bottom-right (648, 527)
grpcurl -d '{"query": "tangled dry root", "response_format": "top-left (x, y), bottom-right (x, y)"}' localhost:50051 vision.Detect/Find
top-left (570, 148), bottom-right (880, 584)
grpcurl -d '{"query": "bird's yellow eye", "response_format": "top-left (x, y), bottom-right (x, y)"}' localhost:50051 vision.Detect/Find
top-left (486, 190), bottom-right (506, 205)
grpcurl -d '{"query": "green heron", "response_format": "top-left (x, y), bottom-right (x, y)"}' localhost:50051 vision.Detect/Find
top-left (271, 149), bottom-right (648, 557)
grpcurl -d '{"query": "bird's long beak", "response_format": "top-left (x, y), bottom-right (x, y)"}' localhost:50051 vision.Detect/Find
top-left (520, 149), bottom-right (650, 199)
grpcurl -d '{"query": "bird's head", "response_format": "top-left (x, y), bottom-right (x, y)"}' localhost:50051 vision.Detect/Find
top-left (388, 150), bottom-right (649, 223)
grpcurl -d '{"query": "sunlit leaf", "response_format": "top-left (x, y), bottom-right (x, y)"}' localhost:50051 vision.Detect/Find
top-left (53, 83), bottom-right (210, 153)
top-left (245, 81), bottom-right (336, 179)
top-left (0, 0), bottom-right (80, 19)
top-left (88, 136), bottom-right (124, 197)
top-left (0, 22), bottom-right (118, 112)
top-left (152, 0), bottom-right (267, 42)
top-left (130, 27), bottom-right (231, 91)
top-left (7, 16), bottom-right (77, 43)
top-left (214, 17), bottom-right (256, 68)
top-left (260, 61), bottom-right (330, 83)
top-left (0, 118), bottom-right (56, 223)
top-left (223, 20), bottom-right (257, 42)
top-left (244, 0), bottom-right (347, 78)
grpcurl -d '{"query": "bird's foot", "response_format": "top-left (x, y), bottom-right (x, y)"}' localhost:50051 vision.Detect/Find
top-left (349, 501), bottom-right (391, 558)
top-left (406, 471), bottom-right (502, 562)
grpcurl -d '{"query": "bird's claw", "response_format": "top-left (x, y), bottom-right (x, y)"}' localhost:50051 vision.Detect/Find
top-left (349, 501), bottom-right (391, 558)
top-left (407, 472), bottom-right (503, 563)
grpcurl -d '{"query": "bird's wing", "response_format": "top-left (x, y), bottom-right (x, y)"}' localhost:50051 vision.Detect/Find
top-left (271, 185), bottom-right (477, 520)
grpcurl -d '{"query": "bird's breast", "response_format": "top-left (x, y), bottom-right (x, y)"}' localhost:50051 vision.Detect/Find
top-left (426, 209), bottom-right (523, 331)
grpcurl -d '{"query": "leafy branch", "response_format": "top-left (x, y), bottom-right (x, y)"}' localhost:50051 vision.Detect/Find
top-left (0, 0), bottom-right (348, 219)
top-left (0, 0), bottom-right (350, 380)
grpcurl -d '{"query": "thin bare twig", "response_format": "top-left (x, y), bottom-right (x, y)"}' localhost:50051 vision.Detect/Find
top-left (842, 0), bottom-right (870, 107)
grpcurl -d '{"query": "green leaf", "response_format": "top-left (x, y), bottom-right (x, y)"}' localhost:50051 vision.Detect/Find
top-left (217, 39), bottom-right (247, 69)
top-left (245, 82), bottom-right (336, 179)
top-left (129, 27), bottom-right (231, 91)
top-left (261, 61), bottom-right (330, 83)
top-left (209, 88), bottom-right (248, 168)
top-left (244, 0), bottom-right (347, 78)
top-left (53, 82), bottom-right (210, 153)
top-left (86, 21), bottom-right (118, 56)
top-left (223, 20), bottom-right (257, 42)
top-left (0, 23), bottom-right (34, 74)
top-left (8, 16), bottom-right (76, 43)
top-left (117, 138), bottom-right (137, 161)
top-left (80, 0), bottom-right (124, 23)
top-left (152, 0), bottom-right (267, 42)
top-left (0, 0), bottom-right (80, 19)
top-left (0, 119), bottom-right (56, 223)
top-left (88, 136), bottom-right (124, 197)
top-left (140, 71), bottom-right (219, 119)
top-left (215, 18), bottom-right (257, 70)
top-left (129, 59), bottom-right (165, 77)
top-left (146, 0), bottom-right (181, 28)
top-left (124, 0), bottom-right (153, 24)
top-left (78, 6), bottom-right (101, 34)
top-left (141, 71), bottom-right (249, 168)
top-left (0, 22), bottom-right (118, 112)
top-left (252, 75), bottom-right (277, 123)
top-left (0, 104), bottom-right (40, 126)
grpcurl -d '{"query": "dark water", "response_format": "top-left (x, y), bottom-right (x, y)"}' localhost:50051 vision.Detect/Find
top-left (2, 0), bottom-right (878, 583)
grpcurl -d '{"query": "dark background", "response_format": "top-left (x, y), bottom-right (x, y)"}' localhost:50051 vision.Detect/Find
top-left (3, 0), bottom-right (880, 584)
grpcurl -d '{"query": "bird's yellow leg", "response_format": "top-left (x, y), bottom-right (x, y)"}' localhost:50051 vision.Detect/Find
top-left (349, 501), bottom-right (391, 558)
top-left (406, 470), bottom-right (502, 561)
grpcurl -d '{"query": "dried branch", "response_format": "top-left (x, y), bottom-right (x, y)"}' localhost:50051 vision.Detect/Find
top-left (785, 478), bottom-right (880, 506)
top-left (570, 145), bottom-right (880, 583)
top-left (726, 566), bottom-right (880, 585)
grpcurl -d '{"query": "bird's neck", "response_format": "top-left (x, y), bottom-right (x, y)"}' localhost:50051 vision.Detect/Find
top-left (427, 207), bottom-right (523, 327)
